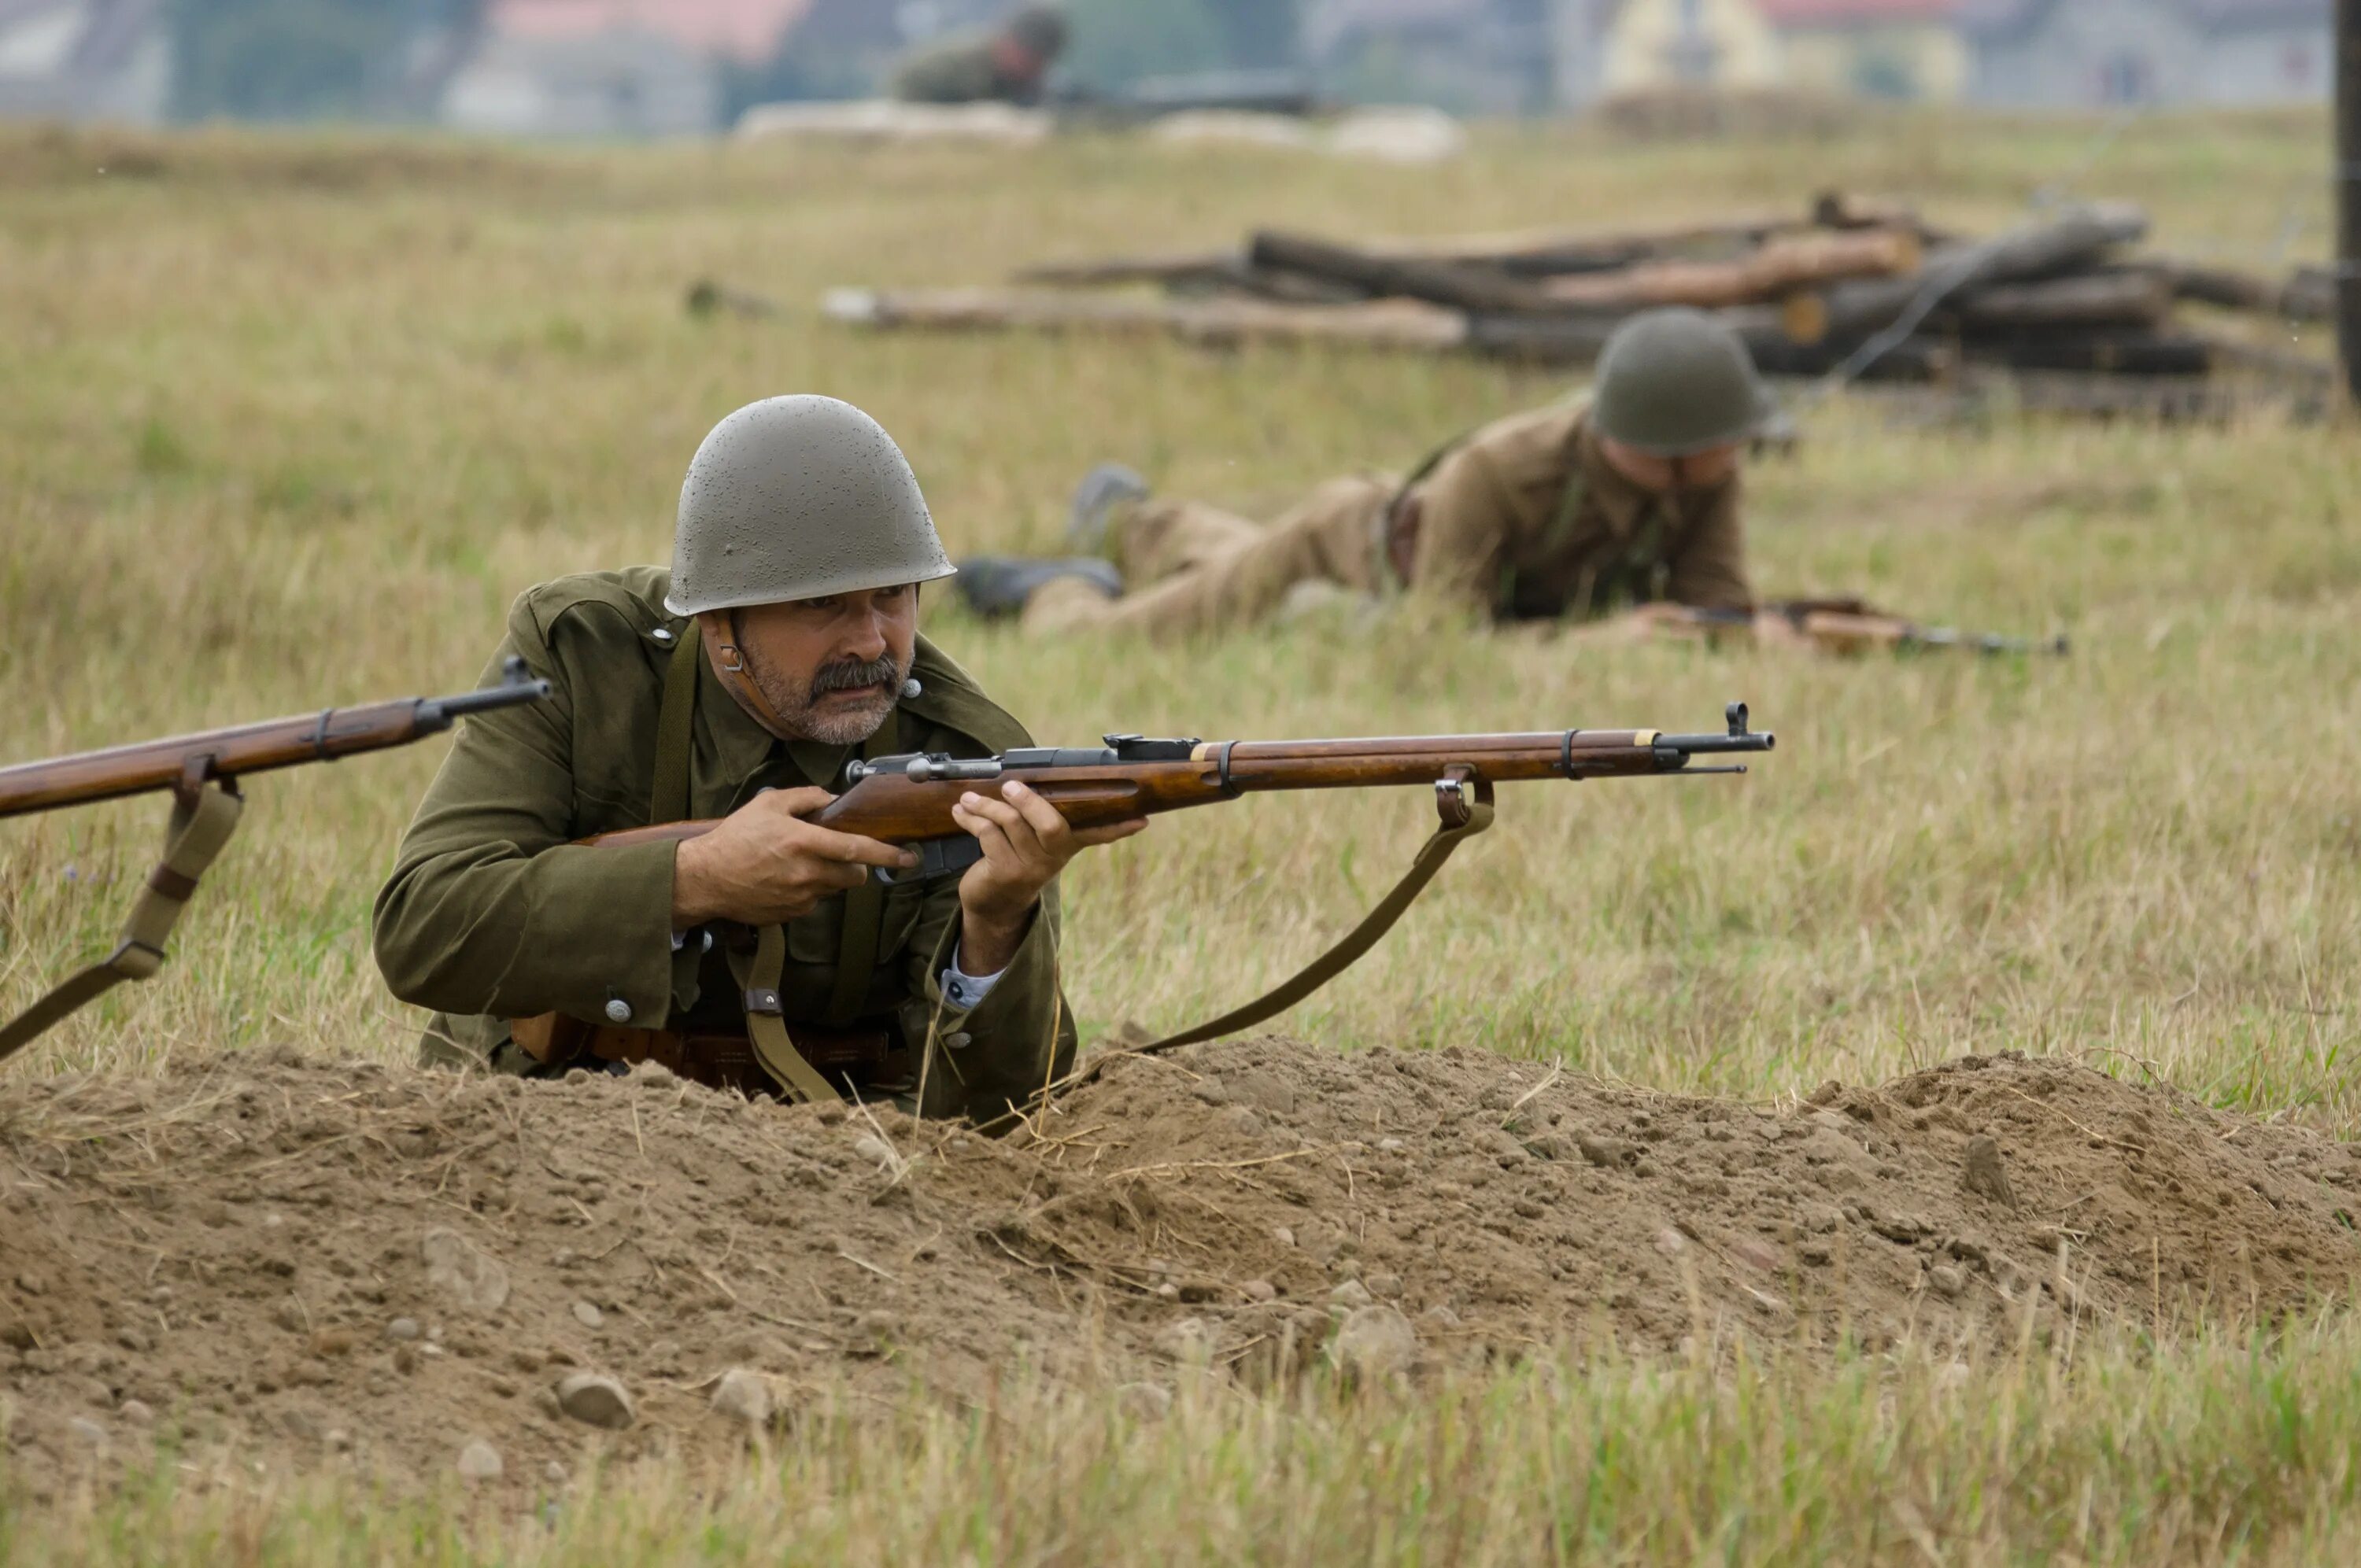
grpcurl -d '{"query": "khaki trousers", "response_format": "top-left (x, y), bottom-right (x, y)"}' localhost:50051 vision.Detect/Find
top-left (1022, 476), bottom-right (1396, 639)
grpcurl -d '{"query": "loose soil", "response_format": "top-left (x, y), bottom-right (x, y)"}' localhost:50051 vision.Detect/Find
top-left (4, 1039), bottom-right (2359, 1499)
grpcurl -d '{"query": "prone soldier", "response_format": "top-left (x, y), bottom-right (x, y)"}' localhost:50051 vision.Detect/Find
top-left (889, 5), bottom-right (1069, 106)
top-left (955, 308), bottom-right (1777, 638)
top-left (371, 396), bottom-right (1144, 1119)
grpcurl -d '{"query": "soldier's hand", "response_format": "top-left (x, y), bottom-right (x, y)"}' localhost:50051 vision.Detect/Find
top-left (951, 780), bottom-right (1146, 974)
top-left (671, 788), bottom-right (918, 928)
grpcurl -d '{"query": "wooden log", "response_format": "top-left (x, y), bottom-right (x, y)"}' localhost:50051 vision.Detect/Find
top-left (1946, 271), bottom-right (2177, 331)
top-left (1014, 248), bottom-right (1240, 287)
top-left (1961, 332), bottom-right (2215, 377)
top-left (823, 286), bottom-right (1473, 354)
top-left (1541, 228), bottom-right (1922, 312)
top-left (1743, 334), bottom-right (1956, 382)
top-left (1782, 203), bottom-right (2152, 345)
top-left (1246, 231), bottom-right (1559, 312)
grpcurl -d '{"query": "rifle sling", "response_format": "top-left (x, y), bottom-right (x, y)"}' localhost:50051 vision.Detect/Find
top-left (0, 783), bottom-right (245, 1066)
top-left (1135, 786), bottom-right (1495, 1057)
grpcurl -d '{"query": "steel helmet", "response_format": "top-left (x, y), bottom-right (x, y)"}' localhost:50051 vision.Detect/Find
top-left (665, 395), bottom-right (956, 618)
top-left (1590, 308), bottom-right (1776, 457)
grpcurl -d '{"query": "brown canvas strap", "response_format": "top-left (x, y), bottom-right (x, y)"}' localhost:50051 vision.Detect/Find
top-left (732, 925), bottom-right (846, 1105)
top-left (649, 628), bottom-right (701, 826)
top-left (0, 783), bottom-right (245, 1066)
top-left (1136, 778), bottom-right (1495, 1056)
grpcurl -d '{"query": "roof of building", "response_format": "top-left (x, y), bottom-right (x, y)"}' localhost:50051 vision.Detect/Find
top-left (486, 0), bottom-right (815, 61)
top-left (1960, 0), bottom-right (2326, 37)
top-left (1755, 0), bottom-right (1959, 24)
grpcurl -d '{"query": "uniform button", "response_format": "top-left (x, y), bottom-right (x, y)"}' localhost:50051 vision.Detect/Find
top-left (604, 998), bottom-right (634, 1024)
top-left (945, 1031), bottom-right (973, 1050)
top-left (652, 627), bottom-right (675, 645)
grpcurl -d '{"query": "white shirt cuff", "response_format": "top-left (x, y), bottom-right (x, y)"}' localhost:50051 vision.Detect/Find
top-left (940, 946), bottom-right (1006, 1009)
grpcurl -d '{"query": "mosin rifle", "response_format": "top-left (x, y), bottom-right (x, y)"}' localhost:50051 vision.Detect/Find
top-left (515, 704), bottom-right (1775, 1102)
top-left (0, 659), bottom-right (549, 1064)
top-left (1660, 598), bottom-right (2068, 657)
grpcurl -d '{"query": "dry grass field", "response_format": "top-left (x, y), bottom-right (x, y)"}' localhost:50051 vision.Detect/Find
top-left (2, 109), bottom-right (2359, 1561)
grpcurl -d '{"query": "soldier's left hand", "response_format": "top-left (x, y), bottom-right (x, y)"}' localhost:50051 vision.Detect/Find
top-left (951, 780), bottom-right (1146, 970)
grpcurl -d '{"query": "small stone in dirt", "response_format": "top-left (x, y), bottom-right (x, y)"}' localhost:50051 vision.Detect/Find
top-left (1160, 1317), bottom-right (1214, 1363)
top-left (1577, 1136), bottom-right (1628, 1169)
top-left (1366, 1273), bottom-right (1405, 1301)
top-left (555, 1372), bottom-right (635, 1430)
top-left (1328, 1280), bottom-right (1375, 1310)
top-left (1154, 1282), bottom-right (1180, 1301)
top-left (1961, 1137), bottom-right (2019, 1210)
top-left (309, 1329), bottom-right (356, 1358)
top-left (1654, 1227), bottom-right (1689, 1257)
top-left (1420, 1305), bottom-right (1461, 1331)
top-left (1241, 1279), bottom-right (1278, 1304)
top-left (118, 1400), bottom-right (155, 1426)
top-left (327, 1429), bottom-right (353, 1453)
top-left (1273, 1226), bottom-right (1295, 1248)
top-left (1800, 1242), bottom-right (1834, 1266)
top-left (15, 1271), bottom-right (48, 1296)
top-left (571, 1301), bottom-right (604, 1330)
top-left (1732, 1238), bottom-right (1783, 1274)
top-left (1928, 1265), bottom-right (1967, 1300)
top-left (852, 1135), bottom-right (894, 1166)
top-left (710, 1368), bottom-right (771, 1427)
top-left (456, 1439), bottom-right (504, 1481)
top-left (386, 1318), bottom-right (421, 1341)
top-left (1117, 1382), bottom-right (1174, 1422)
top-left (421, 1229), bottom-right (510, 1316)
top-left (545, 1460), bottom-right (569, 1485)
top-left (1331, 1306), bottom-right (1418, 1383)
top-left (68, 1417), bottom-right (107, 1446)
top-left (1377, 1137), bottom-right (1405, 1153)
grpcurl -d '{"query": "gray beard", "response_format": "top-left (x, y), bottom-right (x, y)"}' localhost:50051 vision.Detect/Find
top-left (749, 649), bottom-right (907, 746)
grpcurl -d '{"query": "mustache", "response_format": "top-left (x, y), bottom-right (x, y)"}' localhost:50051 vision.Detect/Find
top-left (807, 654), bottom-right (903, 701)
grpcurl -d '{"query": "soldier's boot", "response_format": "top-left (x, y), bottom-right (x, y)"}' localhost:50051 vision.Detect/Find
top-left (1066, 463), bottom-right (1152, 552)
top-left (955, 555), bottom-right (1124, 619)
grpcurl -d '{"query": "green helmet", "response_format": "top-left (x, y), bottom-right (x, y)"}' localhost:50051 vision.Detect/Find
top-left (665, 396), bottom-right (955, 618)
top-left (1590, 307), bottom-right (1775, 457)
top-left (1004, 5), bottom-right (1069, 57)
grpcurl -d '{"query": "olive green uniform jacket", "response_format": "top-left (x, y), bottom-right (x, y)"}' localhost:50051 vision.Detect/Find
top-left (371, 567), bottom-right (1075, 1122)
top-left (889, 38), bottom-right (1031, 104)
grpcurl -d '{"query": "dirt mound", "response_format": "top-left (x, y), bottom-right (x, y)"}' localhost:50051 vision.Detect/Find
top-left (5, 1041), bottom-right (2359, 1498)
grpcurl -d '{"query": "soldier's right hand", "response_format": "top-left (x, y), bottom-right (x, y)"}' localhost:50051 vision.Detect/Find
top-left (670, 788), bottom-right (918, 928)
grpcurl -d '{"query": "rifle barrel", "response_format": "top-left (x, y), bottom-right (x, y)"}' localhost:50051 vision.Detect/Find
top-left (0, 660), bottom-right (549, 821)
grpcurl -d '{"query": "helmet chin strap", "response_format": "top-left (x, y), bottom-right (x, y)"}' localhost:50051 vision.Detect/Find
top-left (698, 611), bottom-right (798, 740)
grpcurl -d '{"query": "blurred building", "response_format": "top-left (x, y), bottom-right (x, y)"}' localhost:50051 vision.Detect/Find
top-left (1962, 0), bottom-right (2330, 107)
top-left (441, 0), bottom-right (812, 135)
top-left (1761, 0), bottom-right (1966, 101)
top-left (0, 0), bottom-right (170, 123)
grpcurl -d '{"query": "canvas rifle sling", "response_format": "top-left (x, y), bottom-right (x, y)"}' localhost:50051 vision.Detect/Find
top-left (1137, 784), bottom-right (1495, 1056)
top-left (0, 782), bottom-right (244, 1065)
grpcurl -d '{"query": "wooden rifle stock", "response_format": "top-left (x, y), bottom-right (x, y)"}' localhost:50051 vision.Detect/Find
top-left (1655, 601), bottom-right (2068, 659)
top-left (0, 659), bottom-right (552, 820)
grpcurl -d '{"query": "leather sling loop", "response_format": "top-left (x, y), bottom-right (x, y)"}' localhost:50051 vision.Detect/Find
top-left (820, 710), bottom-right (897, 1028)
top-left (649, 629), bottom-right (702, 826)
top-left (732, 925), bottom-right (845, 1105)
top-left (0, 782), bottom-right (244, 1066)
top-left (1136, 780), bottom-right (1496, 1056)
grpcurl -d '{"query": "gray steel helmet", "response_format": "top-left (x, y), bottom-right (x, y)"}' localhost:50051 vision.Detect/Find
top-left (1005, 5), bottom-right (1069, 56)
top-left (1590, 307), bottom-right (1776, 457)
top-left (666, 395), bottom-right (956, 617)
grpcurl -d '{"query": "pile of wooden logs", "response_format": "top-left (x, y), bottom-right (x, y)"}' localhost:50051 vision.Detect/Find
top-left (818, 191), bottom-right (2336, 415)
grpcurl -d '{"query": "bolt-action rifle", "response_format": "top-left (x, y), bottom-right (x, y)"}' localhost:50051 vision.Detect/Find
top-left (515, 704), bottom-right (1775, 1103)
top-left (1652, 598), bottom-right (2068, 657)
top-left (0, 660), bottom-right (550, 1064)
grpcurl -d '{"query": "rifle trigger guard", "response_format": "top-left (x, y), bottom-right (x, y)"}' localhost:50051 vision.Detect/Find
top-left (1433, 766), bottom-right (1491, 831)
